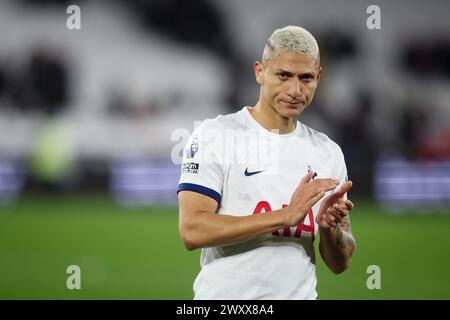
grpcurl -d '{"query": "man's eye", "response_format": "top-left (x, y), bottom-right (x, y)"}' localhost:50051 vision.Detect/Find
top-left (278, 73), bottom-right (290, 79)
top-left (301, 76), bottom-right (314, 83)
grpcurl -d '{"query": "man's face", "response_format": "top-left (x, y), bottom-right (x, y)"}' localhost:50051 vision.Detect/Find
top-left (254, 50), bottom-right (322, 118)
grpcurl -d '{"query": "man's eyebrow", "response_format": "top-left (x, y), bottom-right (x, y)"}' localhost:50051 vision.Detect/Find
top-left (300, 72), bottom-right (315, 78)
top-left (276, 69), bottom-right (293, 74)
top-left (275, 69), bottom-right (316, 77)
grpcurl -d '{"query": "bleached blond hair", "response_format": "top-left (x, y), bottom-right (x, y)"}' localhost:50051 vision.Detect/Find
top-left (262, 25), bottom-right (320, 64)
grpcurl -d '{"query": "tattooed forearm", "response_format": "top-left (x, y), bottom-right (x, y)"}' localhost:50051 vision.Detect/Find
top-left (319, 217), bottom-right (356, 273)
top-left (332, 214), bottom-right (355, 251)
top-left (335, 228), bottom-right (356, 251)
top-left (339, 215), bottom-right (352, 233)
top-left (336, 228), bottom-right (345, 248)
top-left (318, 205), bottom-right (356, 273)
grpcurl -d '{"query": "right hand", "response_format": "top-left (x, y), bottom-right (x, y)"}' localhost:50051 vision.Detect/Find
top-left (283, 171), bottom-right (340, 226)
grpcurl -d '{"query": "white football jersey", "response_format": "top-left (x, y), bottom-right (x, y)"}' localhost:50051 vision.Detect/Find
top-left (178, 106), bottom-right (348, 300)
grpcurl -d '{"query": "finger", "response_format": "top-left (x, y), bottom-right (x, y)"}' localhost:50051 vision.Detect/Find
top-left (327, 214), bottom-right (337, 225)
top-left (303, 182), bottom-right (339, 208)
top-left (307, 179), bottom-right (341, 204)
top-left (299, 170), bottom-right (314, 186)
top-left (332, 203), bottom-right (349, 217)
top-left (310, 179), bottom-right (340, 193)
top-left (320, 184), bottom-right (340, 193)
top-left (327, 207), bottom-right (343, 223)
top-left (333, 180), bottom-right (353, 197)
top-left (345, 200), bottom-right (354, 210)
top-left (325, 214), bottom-right (336, 227)
top-left (326, 208), bottom-right (336, 221)
top-left (307, 190), bottom-right (326, 208)
top-left (314, 178), bottom-right (340, 187)
top-left (317, 212), bottom-right (333, 228)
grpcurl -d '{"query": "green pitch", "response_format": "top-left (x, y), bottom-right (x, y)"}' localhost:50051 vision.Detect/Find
top-left (0, 194), bottom-right (449, 299)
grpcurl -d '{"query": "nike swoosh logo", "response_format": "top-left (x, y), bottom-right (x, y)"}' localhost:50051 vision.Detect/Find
top-left (244, 168), bottom-right (265, 176)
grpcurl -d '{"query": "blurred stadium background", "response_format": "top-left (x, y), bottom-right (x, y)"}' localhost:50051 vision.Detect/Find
top-left (1, 0), bottom-right (450, 299)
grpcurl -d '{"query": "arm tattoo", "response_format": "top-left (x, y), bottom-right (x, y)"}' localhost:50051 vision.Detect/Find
top-left (339, 215), bottom-right (352, 233)
top-left (335, 216), bottom-right (356, 251)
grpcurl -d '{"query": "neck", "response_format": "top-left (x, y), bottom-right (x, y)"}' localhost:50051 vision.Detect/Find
top-left (249, 101), bottom-right (297, 134)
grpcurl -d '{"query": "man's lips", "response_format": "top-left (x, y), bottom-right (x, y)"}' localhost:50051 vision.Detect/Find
top-left (281, 99), bottom-right (303, 106)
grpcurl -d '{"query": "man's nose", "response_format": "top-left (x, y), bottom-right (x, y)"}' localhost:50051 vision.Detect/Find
top-left (287, 79), bottom-right (302, 98)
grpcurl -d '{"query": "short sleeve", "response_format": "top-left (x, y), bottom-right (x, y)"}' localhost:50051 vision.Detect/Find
top-left (177, 119), bottom-right (224, 204)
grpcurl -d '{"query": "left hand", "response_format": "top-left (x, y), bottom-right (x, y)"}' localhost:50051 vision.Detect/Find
top-left (315, 181), bottom-right (354, 229)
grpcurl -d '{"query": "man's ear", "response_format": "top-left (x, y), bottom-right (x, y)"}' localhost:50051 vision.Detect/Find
top-left (316, 66), bottom-right (323, 84)
top-left (254, 61), bottom-right (264, 85)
